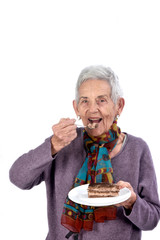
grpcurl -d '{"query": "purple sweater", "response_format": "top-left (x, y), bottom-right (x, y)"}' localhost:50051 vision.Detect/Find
top-left (9, 129), bottom-right (160, 240)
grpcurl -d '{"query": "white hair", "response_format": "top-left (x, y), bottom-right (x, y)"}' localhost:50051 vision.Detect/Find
top-left (75, 65), bottom-right (123, 104)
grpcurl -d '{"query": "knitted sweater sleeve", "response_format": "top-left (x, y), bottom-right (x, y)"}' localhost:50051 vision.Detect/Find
top-left (9, 137), bottom-right (53, 190)
top-left (124, 140), bottom-right (160, 230)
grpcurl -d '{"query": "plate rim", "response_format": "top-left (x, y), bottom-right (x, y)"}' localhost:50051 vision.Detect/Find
top-left (68, 184), bottom-right (131, 206)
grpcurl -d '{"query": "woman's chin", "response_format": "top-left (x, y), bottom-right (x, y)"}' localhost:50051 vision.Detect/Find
top-left (86, 127), bottom-right (105, 137)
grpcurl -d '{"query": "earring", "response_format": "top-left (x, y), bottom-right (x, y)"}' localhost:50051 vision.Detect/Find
top-left (77, 115), bottom-right (81, 120)
top-left (114, 114), bottom-right (119, 122)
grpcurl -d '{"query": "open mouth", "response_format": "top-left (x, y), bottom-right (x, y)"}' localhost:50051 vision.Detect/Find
top-left (88, 118), bottom-right (102, 124)
top-left (87, 118), bottom-right (102, 129)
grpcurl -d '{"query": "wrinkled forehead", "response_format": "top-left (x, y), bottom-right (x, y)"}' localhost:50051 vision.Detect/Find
top-left (78, 79), bottom-right (111, 98)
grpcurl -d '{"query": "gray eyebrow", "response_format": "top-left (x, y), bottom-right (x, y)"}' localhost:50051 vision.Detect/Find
top-left (97, 95), bottom-right (109, 98)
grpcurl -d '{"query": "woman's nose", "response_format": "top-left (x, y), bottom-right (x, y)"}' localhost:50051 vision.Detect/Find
top-left (88, 101), bottom-right (99, 113)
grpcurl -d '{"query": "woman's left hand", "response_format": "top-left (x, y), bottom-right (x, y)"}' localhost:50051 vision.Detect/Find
top-left (115, 180), bottom-right (137, 210)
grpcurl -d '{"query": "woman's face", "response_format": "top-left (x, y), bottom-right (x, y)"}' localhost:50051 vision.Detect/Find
top-left (73, 79), bottom-right (124, 136)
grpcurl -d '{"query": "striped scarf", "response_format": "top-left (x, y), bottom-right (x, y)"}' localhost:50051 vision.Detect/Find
top-left (61, 118), bottom-right (121, 236)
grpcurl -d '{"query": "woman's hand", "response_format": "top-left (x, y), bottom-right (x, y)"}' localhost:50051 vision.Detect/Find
top-left (116, 180), bottom-right (137, 210)
top-left (51, 118), bottom-right (77, 155)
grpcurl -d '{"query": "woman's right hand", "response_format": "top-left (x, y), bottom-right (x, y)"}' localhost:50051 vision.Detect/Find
top-left (51, 118), bottom-right (77, 155)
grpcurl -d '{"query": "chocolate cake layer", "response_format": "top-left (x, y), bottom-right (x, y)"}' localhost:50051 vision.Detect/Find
top-left (88, 183), bottom-right (120, 198)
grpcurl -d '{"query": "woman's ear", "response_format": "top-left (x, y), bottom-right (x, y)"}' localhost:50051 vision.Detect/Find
top-left (73, 100), bottom-right (80, 117)
top-left (117, 98), bottom-right (125, 116)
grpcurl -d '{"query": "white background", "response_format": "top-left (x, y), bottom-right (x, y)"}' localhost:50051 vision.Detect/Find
top-left (0, 0), bottom-right (160, 239)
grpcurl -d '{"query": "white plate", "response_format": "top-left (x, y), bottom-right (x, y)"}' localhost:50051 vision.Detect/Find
top-left (68, 184), bottom-right (131, 206)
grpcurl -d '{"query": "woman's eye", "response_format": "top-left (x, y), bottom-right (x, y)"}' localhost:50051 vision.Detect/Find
top-left (80, 99), bottom-right (88, 104)
top-left (99, 99), bottom-right (106, 103)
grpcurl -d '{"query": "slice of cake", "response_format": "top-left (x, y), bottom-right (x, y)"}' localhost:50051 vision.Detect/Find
top-left (88, 182), bottom-right (120, 198)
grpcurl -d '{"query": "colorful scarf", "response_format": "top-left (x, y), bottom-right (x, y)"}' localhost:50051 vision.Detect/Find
top-left (61, 118), bottom-right (121, 236)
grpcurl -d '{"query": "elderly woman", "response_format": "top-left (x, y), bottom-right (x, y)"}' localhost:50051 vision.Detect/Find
top-left (9, 65), bottom-right (160, 240)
